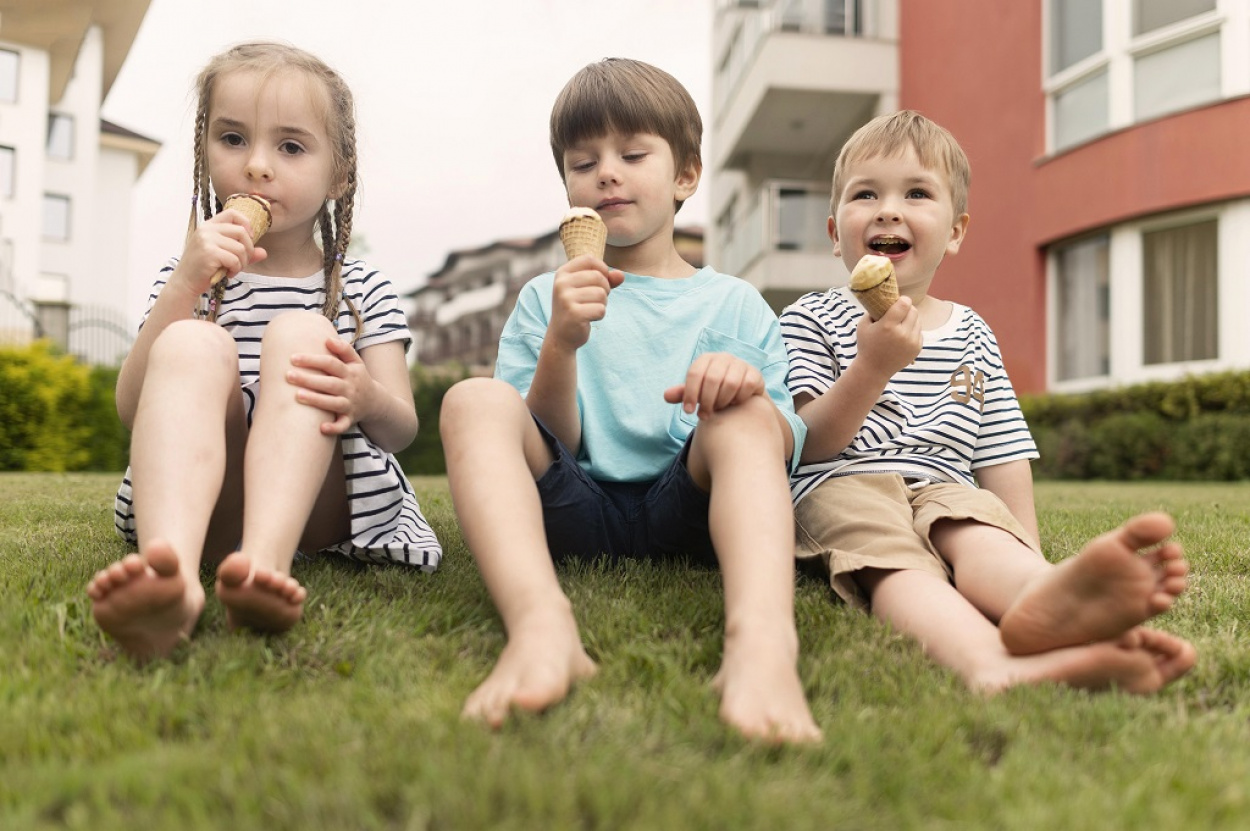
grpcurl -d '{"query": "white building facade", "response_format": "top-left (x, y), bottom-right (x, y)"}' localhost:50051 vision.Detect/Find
top-left (0, 0), bottom-right (156, 363)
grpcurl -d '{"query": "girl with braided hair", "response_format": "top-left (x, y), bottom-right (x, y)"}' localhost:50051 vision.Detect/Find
top-left (89, 42), bottom-right (441, 660)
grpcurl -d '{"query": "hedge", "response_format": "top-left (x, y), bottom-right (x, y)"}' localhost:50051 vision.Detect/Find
top-left (1021, 370), bottom-right (1250, 480)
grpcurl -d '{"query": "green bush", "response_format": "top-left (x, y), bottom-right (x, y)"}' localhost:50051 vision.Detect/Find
top-left (1022, 371), bottom-right (1250, 480)
top-left (394, 364), bottom-right (473, 475)
top-left (0, 341), bottom-right (94, 471)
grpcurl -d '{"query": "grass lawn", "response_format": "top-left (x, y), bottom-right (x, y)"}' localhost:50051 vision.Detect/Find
top-left (2, 473), bottom-right (1249, 830)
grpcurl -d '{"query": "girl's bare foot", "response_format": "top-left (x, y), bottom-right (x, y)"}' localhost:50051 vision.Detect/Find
top-left (714, 625), bottom-right (823, 744)
top-left (999, 512), bottom-right (1188, 655)
top-left (86, 540), bottom-right (204, 661)
top-left (214, 552), bottom-right (306, 633)
top-left (462, 606), bottom-right (597, 728)
top-left (974, 627), bottom-right (1196, 695)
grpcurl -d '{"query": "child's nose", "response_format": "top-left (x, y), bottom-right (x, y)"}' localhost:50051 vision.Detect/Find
top-left (874, 197), bottom-right (902, 223)
top-left (597, 160), bottom-right (621, 186)
top-left (245, 149), bottom-right (274, 181)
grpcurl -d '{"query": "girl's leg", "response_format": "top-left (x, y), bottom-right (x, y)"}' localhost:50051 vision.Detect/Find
top-left (87, 320), bottom-right (247, 659)
top-left (441, 378), bottom-right (597, 728)
top-left (932, 514), bottom-right (1188, 654)
top-left (685, 395), bottom-right (822, 744)
top-left (862, 568), bottom-right (1194, 693)
top-left (215, 312), bottom-right (345, 632)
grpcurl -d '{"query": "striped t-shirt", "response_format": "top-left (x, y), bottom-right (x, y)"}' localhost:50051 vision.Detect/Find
top-left (114, 258), bottom-right (442, 570)
top-left (780, 286), bottom-right (1038, 505)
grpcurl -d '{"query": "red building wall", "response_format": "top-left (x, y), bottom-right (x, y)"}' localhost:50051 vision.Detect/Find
top-left (899, 0), bottom-right (1049, 392)
top-left (900, 1), bottom-right (1250, 393)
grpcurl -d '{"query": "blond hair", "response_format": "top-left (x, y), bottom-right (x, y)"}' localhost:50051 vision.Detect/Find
top-left (549, 58), bottom-right (702, 211)
top-left (831, 110), bottom-right (971, 217)
top-left (190, 41), bottom-right (362, 336)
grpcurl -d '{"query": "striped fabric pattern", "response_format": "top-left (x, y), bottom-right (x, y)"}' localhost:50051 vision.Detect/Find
top-left (780, 287), bottom-right (1038, 506)
top-left (114, 258), bottom-right (442, 570)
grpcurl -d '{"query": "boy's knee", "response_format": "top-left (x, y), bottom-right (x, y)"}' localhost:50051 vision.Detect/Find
top-left (440, 378), bottom-right (525, 436)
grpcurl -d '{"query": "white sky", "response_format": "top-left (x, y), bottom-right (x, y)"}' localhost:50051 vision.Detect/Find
top-left (102, 0), bottom-right (715, 316)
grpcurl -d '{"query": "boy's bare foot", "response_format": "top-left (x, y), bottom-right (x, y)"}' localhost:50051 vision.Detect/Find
top-left (462, 607), bottom-right (597, 728)
top-left (713, 626), bottom-right (823, 744)
top-left (86, 540), bottom-right (204, 661)
top-left (215, 552), bottom-right (306, 633)
top-left (974, 627), bottom-right (1196, 695)
top-left (999, 512), bottom-right (1188, 655)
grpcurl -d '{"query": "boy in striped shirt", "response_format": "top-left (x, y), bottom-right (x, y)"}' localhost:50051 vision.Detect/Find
top-left (780, 110), bottom-right (1195, 693)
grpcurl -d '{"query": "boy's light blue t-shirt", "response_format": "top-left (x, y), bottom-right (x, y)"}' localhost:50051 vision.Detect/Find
top-left (495, 266), bottom-right (806, 483)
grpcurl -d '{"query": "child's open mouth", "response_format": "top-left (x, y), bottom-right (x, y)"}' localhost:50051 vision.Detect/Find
top-left (869, 235), bottom-right (911, 256)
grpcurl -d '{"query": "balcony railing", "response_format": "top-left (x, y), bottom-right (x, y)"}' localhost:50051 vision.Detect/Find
top-left (716, 0), bottom-right (875, 113)
top-left (719, 181), bottom-right (831, 278)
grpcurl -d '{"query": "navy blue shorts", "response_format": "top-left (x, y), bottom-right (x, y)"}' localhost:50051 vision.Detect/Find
top-left (532, 417), bottom-right (716, 565)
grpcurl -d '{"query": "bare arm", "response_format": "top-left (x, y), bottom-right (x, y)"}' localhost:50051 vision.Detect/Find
top-left (975, 459), bottom-right (1041, 549)
top-left (796, 298), bottom-right (921, 463)
top-left (525, 256), bottom-right (622, 455)
top-left (116, 211), bottom-right (265, 428)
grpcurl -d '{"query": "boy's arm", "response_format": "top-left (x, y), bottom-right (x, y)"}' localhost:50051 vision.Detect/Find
top-left (525, 255), bottom-right (623, 455)
top-left (797, 298), bottom-right (921, 463)
top-left (975, 459), bottom-right (1041, 549)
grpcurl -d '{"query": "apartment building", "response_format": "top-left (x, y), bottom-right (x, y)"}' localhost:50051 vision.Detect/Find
top-left (409, 226), bottom-right (704, 372)
top-left (709, 0), bottom-right (1250, 394)
top-left (0, 0), bottom-right (157, 364)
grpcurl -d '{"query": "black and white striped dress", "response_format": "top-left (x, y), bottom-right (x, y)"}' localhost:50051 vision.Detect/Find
top-left (114, 258), bottom-right (442, 570)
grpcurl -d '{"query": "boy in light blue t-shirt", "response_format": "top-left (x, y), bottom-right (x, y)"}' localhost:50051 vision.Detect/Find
top-left (440, 58), bottom-right (821, 744)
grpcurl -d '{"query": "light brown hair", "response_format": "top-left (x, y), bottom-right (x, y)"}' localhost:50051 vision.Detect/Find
top-left (831, 110), bottom-right (971, 217)
top-left (549, 58), bottom-right (702, 211)
top-left (190, 41), bottom-right (362, 335)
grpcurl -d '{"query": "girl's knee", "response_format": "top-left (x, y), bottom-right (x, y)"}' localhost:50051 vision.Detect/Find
top-left (150, 319), bottom-right (237, 371)
top-left (262, 311), bottom-right (337, 352)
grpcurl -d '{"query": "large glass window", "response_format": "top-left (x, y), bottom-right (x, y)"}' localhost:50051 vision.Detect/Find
top-left (1134, 32), bottom-right (1221, 122)
top-left (0, 49), bottom-right (18, 103)
top-left (1053, 71), bottom-right (1110, 150)
top-left (47, 114), bottom-right (74, 160)
top-left (1134, 0), bottom-right (1216, 36)
top-left (43, 194), bottom-right (71, 241)
top-left (1054, 235), bottom-right (1110, 381)
top-left (0, 146), bottom-right (14, 198)
top-left (1142, 219), bottom-right (1218, 365)
top-left (1050, 0), bottom-right (1103, 73)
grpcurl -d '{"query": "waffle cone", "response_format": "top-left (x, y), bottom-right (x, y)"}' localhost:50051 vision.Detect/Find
top-left (210, 194), bottom-right (272, 286)
top-left (849, 254), bottom-right (898, 321)
top-left (559, 208), bottom-right (607, 260)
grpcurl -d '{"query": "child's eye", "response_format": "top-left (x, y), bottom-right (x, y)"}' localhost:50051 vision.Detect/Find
top-left (569, 160), bottom-right (595, 173)
top-left (908, 188), bottom-right (931, 199)
top-left (852, 190), bottom-right (876, 200)
top-left (221, 132), bottom-right (245, 147)
top-left (279, 140), bottom-right (305, 155)
top-left (623, 152), bottom-right (647, 163)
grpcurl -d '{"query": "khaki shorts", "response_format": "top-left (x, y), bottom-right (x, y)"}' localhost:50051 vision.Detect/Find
top-left (794, 473), bottom-right (1038, 610)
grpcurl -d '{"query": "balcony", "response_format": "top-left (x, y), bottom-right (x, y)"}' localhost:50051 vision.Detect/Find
top-left (713, 0), bottom-right (898, 172)
top-left (719, 180), bottom-right (848, 308)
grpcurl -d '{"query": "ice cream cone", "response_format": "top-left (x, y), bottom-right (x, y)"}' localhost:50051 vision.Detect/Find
top-left (210, 193), bottom-right (272, 286)
top-left (849, 254), bottom-right (898, 321)
top-left (559, 207), bottom-right (607, 260)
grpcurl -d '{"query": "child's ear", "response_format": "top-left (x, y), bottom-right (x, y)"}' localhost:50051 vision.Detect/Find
top-left (946, 212), bottom-right (970, 255)
top-left (674, 161), bottom-right (700, 203)
top-left (827, 215), bottom-right (841, 257)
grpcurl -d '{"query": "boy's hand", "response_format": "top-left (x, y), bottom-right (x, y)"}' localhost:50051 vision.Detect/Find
top-left (171, 209), bottom-right (268, 295)
top-left (664, 352), bottom-right (765, 419)
top-left (548, 255), bottom-right (625, 351)
top-left (855, 295), bottom-right (922, 381)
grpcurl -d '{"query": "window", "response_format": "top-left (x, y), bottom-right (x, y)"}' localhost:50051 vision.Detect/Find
top-left (1142, 219), bottom-right (1217, 365)
top-left (47, 114), bottom-right (74, 160)
top-left (0, 49), bottom-right (17, 103)
top-left (43, 194), bottom-right (71, 241)
top-left (0, 146), bottom-right (14, 198)
top-left (1046, 0), bottom-right (1226, 152)
top-left (1054, 235), bottom-right (1110, 381)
